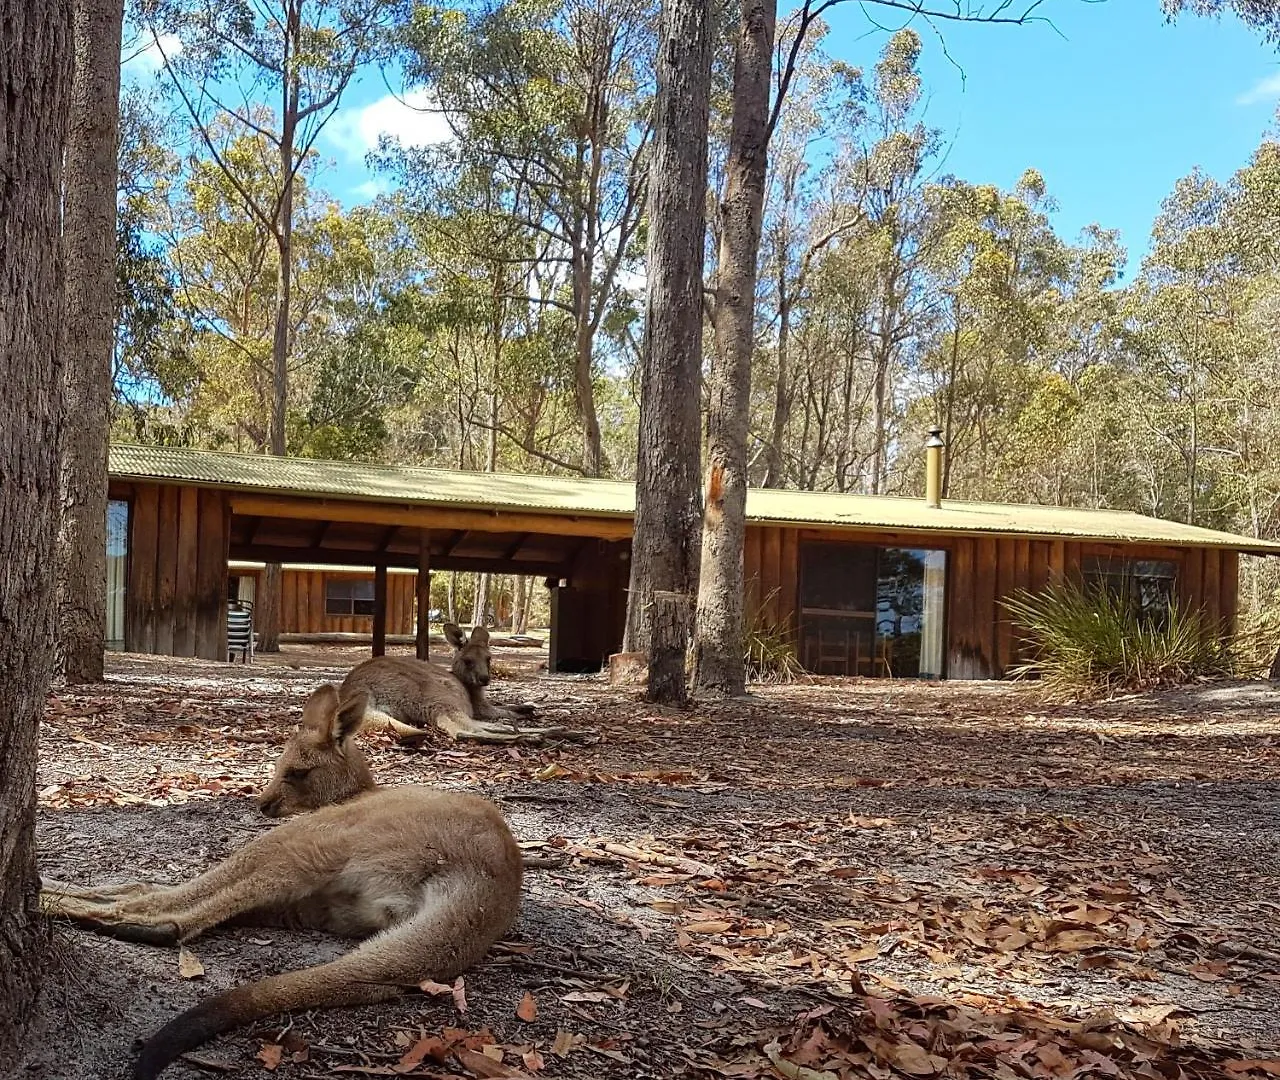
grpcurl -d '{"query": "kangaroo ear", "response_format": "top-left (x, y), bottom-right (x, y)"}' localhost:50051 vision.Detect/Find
top-left (443, 622), bottom-right (467, 648)
top-left (300, 684), bottom-right (341, 738)
top-left (468, 625), bottom-right (490, 647)
top-left (333, 692), bottom-right (368, 743)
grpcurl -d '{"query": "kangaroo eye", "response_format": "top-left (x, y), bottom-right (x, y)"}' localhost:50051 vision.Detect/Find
top-left (285, 767), bottom-right (312, 782)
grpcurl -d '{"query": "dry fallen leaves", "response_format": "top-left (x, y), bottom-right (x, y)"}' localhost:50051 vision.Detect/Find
top-left (177, 946), bottom-right (204, 979)
top-left (255, 1043), bottom-right (283, 1071)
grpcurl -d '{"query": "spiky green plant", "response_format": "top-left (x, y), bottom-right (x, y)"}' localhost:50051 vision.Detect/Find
top-left (1002, 579), bottom-right (1243, 698)
top-left (744, 589), bottom-right (807, 684)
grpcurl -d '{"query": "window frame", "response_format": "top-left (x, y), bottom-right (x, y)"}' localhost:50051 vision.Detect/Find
top-left (1082, 556), bottom-right (1178, 625)
top-left (324, 576), bottom-right (377, 618)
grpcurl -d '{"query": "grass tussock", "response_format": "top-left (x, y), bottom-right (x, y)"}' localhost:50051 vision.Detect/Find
top-left (1002, 579), bottom-right (1259, 699)
top-left (745, 590), bottom-right (808, 684)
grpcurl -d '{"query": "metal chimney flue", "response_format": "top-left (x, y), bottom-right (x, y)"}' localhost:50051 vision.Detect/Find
top-left (925, 427), bottom-right (944, 509)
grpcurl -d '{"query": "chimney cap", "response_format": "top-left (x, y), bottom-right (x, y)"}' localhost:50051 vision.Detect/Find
top-left (925, 426), bottom-right (944, 448)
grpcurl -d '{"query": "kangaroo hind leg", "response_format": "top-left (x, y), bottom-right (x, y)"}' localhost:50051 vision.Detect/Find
top-left (49, 850), bottom-right (310, 946)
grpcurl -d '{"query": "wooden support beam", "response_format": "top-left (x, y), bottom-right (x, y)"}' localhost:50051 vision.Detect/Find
top-left (503, 533), bottom-right (531, 560)
top-left (245, 515), bottom-right (263, 545)
top-left (442, 529), bottom-right (469, 555)
top-left (228, 494), bottom-right (634, 540)
top-left (377, 524), bottom-right (399, 552)
top-left (372, 564), bottom-right (388, 657)
top-left (227, 543), bottom-right (569, 577)
top-left (416, 530), bottom-right (431, 661)
top-left (310, 519), bottom-right (332, 545)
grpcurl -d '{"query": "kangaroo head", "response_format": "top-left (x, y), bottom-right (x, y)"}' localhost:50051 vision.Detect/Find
top-left (259, 684), bottom-right (376, 818)
top-left (445, 622), bottom-right (492, 689)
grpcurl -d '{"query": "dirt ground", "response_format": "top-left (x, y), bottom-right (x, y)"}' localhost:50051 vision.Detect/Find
top-left (15, 644), bottom-right (1280, 1080)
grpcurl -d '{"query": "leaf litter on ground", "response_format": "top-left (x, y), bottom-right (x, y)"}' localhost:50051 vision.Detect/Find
top-left (27, 646), bottom-right (1280, 1079)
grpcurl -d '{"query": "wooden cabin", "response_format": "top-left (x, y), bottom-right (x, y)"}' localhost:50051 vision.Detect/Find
top-left (106, 443), bottom-right (1280, 678)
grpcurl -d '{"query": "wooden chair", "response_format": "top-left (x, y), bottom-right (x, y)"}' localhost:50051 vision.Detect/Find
top-left (816, 625), bottom-right (854, 675)
top-left (227, 602), bottom-right (255, 664)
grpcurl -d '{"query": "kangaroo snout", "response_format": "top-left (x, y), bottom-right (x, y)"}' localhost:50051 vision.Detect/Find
top-left (258, 794), bottom-right (284, 818)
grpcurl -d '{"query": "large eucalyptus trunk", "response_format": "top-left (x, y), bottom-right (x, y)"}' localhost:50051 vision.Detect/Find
top-left (763, 235), bottom-right (792, 489)
top-left (692, 0), bottom-right (776, 698)
top-left (58, 0), bottom-right (124, 683)
top-left (258, 9), bottom-right (302, 655)
top-left (0, 0), bottom-right (72, 1061)
top-left (622, 0), bottom-right (712, 705)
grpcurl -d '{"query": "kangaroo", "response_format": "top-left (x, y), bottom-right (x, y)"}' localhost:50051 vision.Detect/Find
top-left (40, 683), bottom-right (524, 1080)
top-left (343, 622), bottom-right (590, 745)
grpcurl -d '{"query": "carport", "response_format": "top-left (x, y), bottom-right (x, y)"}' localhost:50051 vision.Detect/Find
top-left (107, 445), bottom-right (633, 671)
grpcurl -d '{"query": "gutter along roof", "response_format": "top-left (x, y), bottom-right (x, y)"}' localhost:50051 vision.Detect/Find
top-left (109, 444), bottom-right (1280, 554)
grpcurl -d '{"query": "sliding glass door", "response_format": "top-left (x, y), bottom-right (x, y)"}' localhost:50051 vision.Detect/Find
top-left (799, 542), bottom-right (946, 678)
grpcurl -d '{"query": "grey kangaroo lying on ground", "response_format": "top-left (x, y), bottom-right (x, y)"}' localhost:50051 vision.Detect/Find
top-left (40, 683), bottom-right (524, 1080)
top-left (343, 622), bottom-right (591, 745)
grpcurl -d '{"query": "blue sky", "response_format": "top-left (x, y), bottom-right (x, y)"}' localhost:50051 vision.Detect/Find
top-left (823, 0), bottom-right (1280, 269)
top-left (127, 2), bottom-right (1280, 273)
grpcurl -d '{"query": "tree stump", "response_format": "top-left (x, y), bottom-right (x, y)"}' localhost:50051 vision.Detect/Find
top-left (647, 590), bottom-right (692, 704)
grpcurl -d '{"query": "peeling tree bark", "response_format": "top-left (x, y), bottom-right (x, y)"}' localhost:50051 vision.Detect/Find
top-left (58, 0), bottom-right (124, 684)
top-left (623, 0), bottom-right (712, 705)
top-left (692, 0), bottom-right (777, 698)
top-left (0, 0), bottom-right (72, 1062)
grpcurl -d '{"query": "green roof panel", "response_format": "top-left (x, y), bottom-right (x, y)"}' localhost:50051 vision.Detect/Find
top-left (108, 444), bottom-right (1280, 554)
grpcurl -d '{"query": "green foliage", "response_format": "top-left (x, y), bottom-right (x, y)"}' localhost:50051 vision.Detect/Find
top-left (1002, 581), bottom-right (1243, 699)
top-left (743, 590), bottom-right (806, 684)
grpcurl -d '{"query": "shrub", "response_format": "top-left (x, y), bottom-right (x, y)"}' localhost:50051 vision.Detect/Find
top-left (1001, 579), bottom-right (1243, 698)
top-left (744, 589), bottom-right (807, 684)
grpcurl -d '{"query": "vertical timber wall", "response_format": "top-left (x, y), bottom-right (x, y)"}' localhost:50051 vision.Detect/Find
top-left (277, 570), bottom-right (417, 636)
top-left (549, 539), bottom-right (630, 672)
top-left (119, 481), bottom-right (229, 661)
top-left (744, 524), bottom-right (1240, 681)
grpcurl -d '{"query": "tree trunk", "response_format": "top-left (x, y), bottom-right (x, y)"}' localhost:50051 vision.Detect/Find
top-left (623, 0), bottom-right (712, 705)
top-left (447, 571), bottom-right (458, 623)
top-left (763, 254), bottom-right (791, 489)
top-left (512, 575), bottom-right (531, 634)
top-left (473, 574), bottom-right (491, 628)
top-left (573, 257), bottom-right (605, 477)
top-left (0, 0), bottom-right (71, 1062)
top-left (870, 346), bottom-right (888, 494)
top-left (58, 0), bottom-right (123, 684)
top-left (257, 563), bottom-right (282, 655)
top-left (692, 0), bottom-right (776, 698)
top-left (259, 11), bottom-right (300, 655)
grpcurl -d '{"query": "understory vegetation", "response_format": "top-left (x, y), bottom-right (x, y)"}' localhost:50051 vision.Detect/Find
top-left (1003, 581), bottom-right (1259, 697)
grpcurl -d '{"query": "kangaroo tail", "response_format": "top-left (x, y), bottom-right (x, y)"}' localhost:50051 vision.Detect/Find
top-left (132, 871), bottom-right (518, 1080)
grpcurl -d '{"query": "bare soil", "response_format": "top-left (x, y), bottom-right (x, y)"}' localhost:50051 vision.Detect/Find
top-left (15, 646), bottom-right (1280, 1079)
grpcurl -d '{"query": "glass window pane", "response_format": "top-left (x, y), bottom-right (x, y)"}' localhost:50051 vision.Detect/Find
top-left (325, 578), bottom-right (353, 615)
top-left (798, 543), bottom-right (946, 679)
top-left (105, 500), bottom-right (128, 650)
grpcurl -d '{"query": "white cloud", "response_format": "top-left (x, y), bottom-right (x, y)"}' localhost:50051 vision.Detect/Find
top-left (122, 32), bottom-right (183, 77)
top-left (351, 177), bottom-right (390, 202)
top-left (1236, 71), bottom-right (1280, 106)
top-left (326, 89), bottom-right (452, 161)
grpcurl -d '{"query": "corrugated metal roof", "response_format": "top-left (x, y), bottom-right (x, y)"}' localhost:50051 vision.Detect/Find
top-left (109, 444), bottom-right (1280, 554)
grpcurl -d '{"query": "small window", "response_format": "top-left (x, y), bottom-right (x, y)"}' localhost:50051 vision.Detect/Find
top-left (1083, 557), bottom-right (1177, 624)
top-left (325, 578), bottom-right (376, 617)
